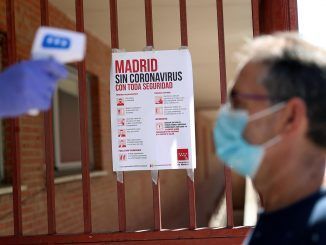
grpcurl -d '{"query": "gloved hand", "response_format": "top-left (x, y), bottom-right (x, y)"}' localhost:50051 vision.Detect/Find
top-left (0, 59), bottom-right (67, 118)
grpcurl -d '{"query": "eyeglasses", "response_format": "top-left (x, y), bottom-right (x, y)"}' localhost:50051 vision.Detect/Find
top-left (230, 90), bottom-right (270, 101)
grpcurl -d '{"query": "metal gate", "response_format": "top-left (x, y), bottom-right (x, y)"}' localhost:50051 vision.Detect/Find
top-left (0, 0), bottom-right (297, 244)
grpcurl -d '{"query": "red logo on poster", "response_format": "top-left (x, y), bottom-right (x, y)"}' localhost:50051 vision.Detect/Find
top-left (177, 149), bottom-right (189, 161)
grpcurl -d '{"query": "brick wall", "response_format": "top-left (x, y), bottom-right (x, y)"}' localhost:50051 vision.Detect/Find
top-left (0, 0), bottom-right (224, 236)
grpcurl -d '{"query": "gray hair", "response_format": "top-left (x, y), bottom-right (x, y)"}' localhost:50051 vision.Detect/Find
top-left (240, 32), bottom-right (326, 148)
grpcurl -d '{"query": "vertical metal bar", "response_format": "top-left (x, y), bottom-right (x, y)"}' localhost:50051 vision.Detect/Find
top-left (144, 0), bottom-right (154, 47)
top-left (251, 0), bottom-right (260, 37)
top-left (110, 0), bottom-right (127, 232)
top-left (75, 0), bottom-right (92, 233)
top-left (9, 122), bottom-right (21, 235)
top-left (216, 0), bottom-right (227, 105)
top-left (40, 0), bottom-right (56, 235)
top-left (186, 169), bottom-right (196, 229)
top-left (248, 0), bottom-right (263, 211)
top-left (110, 0), bottom-right (119, 50)
top-left (5, 0), bottom-right (22, 236)
top-left (40, 0), bottom-right (49, 25)
top-left (250, 0), bottom-right (261, 207)
top-left (216, 0), bottom-right (234, 228)
top-left (179, 0), bottom-right (196, 229)
top-left (288, 0), bottom-right (298, 31)
top-left (256, 0), bottom-right (298, 34)
top-left (116, 172), bottom-right (126, 231)
top-left (179, 0), bottom-right (188, 47)
top-left (144, 0), bottom-right (162, 231)
top-left (151, 171), bottom-right (162, 230)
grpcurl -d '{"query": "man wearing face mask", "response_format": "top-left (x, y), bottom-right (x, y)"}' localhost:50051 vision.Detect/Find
top-left (214, 32), bottom-right (326, 245)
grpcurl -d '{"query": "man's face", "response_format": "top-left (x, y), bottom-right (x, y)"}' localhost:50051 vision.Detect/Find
top-left (231, 62), bottom-right (283, 146)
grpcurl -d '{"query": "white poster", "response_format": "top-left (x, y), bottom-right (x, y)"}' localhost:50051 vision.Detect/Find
top-left (110, 49), bottom-right (196, 171)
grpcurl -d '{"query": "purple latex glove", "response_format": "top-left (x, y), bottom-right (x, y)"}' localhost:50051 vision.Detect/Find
top-left (0, 59), bottom-right (67, 118)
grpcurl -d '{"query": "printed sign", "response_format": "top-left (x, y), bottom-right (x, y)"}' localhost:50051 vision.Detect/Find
top-left (110, 49), bottom-right (196, 171)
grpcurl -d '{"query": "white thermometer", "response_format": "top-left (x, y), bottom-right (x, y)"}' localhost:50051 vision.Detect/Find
top-left (29, 27), bottom-right (86, 115)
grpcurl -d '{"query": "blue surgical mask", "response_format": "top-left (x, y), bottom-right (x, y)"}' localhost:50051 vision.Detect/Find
top-left (214, 102), bottom-right (285, 177)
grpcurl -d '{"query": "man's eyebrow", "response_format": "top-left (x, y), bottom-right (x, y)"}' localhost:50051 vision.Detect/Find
top-left (230, 90), bottom-right (270, 101)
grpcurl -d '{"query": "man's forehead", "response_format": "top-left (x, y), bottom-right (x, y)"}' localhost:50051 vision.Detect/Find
top-left (232, 62), bottom-right (269, 94)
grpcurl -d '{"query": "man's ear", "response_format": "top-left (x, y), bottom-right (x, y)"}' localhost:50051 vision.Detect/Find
top-left (282, 97), bottom-right (308, 135)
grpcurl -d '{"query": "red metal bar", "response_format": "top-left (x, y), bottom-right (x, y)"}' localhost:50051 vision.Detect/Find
top-left (216, 0), bottom-right (234, 228)
top-left (216, 0), bottom-right (227, 105)
top-left (75, 0), bottom-right (92, 233)
top-left (109, 0), bottom-right (127, 232)
top-left (144, 0), bottom-right (162, 230)
top-left (5, 0), bottom-right (22, 236)
top-left (110, 0), bottom-right (119, 49)
top-left (117, 177), bottom-right (126, 231)
top-left (251, 0), bottom-right (263, 207)
top-left (152, 172), bottom-right (162, 230)
top-left (250, 0), bottom-right (298, 35)
top-left (179, 0), bottom-right (188, 46)
top-left (0, 227), bottom-right (251, 244)
top-left (179, 0), bottom-right (197, 229)
top-left (258, 0), bottom-right (298, 34)
top-left (223, 167), bottom-right (234, 227)
top-left (144, 0), bottom-right (154, 47)
top-left (187, 172), bottom-right (196, 229)
top-left (40, 0), bottom-right (49, 25)
top-left (251, 0), bottom-right (260, 37)
top-left (289, 0), bottom-right (298, 31)
top-left (40, 0), bottom-right (56, 235)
